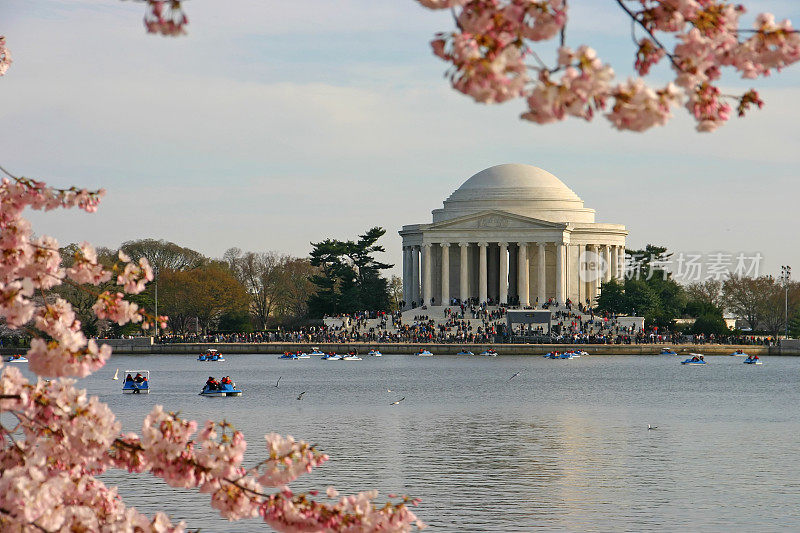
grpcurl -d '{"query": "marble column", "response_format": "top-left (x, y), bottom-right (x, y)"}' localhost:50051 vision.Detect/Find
top-left (411, 246), bottom-right (420, 306)
top-left (440, 243), bottom-right (450, 306)
top-left (508, 245), bottom-right (518, 300)
top-left (617, 246), bottom-right (626, 279)
top-left (537, 242), bottom-right (546, 306)
top-left (610, 245), bottom-right (618, 282)
top-left (556, 242), bottom-right (566, 304)
top-left (603, 245), bottom-right (612, 283)
top-left (588, 244), bottom-right (598, 304)
top-left (518, 242), bottom-right (530, 307)
top-left (499, 242), bottom-right (508, 305)
top-left (459, 242), bottom-right (469, 303)
top-left (402, 247), bottom-right (410, 308)
top-left (423, 243), bottom-right (432, 306)
top-left (478, 242), bottom-right (488, 304)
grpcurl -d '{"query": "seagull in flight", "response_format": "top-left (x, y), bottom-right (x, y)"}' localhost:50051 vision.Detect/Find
top-left (507, 371), bottom-right (521, 382)
top-left (276, 376), bottom-right (282, 388)
top-left (648, 424), bottom-right (658, 430)
top-left (390, 397), bottom-right (405, 405)
top-left (297, 391), bottom-right (307, 400)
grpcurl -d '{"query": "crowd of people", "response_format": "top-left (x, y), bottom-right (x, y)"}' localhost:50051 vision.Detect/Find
top-left (77, 302), bottom-right (784, 347)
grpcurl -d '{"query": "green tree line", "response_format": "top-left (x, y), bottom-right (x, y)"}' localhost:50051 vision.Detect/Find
top-left (50, 228), bottom-right (395, 337)
top-left (595, 245), bottom-right (800, 337)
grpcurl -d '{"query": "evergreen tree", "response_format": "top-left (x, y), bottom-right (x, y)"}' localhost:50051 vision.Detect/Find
top-left (307, 227), bottom-right (393, 317)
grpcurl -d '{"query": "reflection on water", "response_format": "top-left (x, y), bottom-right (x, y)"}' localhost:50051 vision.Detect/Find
top-left (24, 353), bottom-right (800, 531)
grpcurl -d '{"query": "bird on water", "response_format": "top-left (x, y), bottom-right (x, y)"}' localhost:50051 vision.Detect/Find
top-left (297, 391), bottom-right (307, 400)
top-left (390, 397), bottom-right (405, 405)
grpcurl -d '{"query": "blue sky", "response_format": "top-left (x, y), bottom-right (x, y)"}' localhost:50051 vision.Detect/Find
top-left (2, 0), bottom-right (799, 280)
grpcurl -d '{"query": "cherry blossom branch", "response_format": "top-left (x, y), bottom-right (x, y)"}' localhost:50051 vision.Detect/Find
top-left (614, 0), bottom-right (680, 69)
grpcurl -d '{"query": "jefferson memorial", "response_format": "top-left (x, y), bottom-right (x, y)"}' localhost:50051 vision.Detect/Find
top-left (399, 164), bottom-right (628, 309)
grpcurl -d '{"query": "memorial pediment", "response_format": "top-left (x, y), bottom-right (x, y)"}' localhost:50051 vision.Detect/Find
top-left (428, 210), bottom-right (565, 231)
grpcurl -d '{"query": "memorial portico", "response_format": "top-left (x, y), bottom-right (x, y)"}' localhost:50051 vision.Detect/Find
top-left (400, 164), bottom-right (627, 309)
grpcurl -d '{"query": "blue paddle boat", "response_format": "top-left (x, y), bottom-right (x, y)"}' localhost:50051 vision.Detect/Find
top-left (368, 349), bottom-right (382, 357)
top-left (200, 378), bottom-right (242, 397)
top-left (730, 349), bottom-right (748, 357)
top-left (544, 352), bottom-right (576, 359)
top-left (280, 352), bottom-right (300, 360)
top-left (681, 354), bottom-right (706, 365)
top-left (198, 349), bottom-right (225, 362)
top-left (122, 370), bottom-right (150, 394)
top-left (661, 348), bottom-right (678, 355)
top-left (457, 349), bottom-right (474, 356)
top-left (481, 349), bottom-right (498, 356)
top-left (4, 354), bottom-right (28, 363)
top-left (309, 348), bottom-right (326, 356)
top-left (743, 356), bottom-right (762, 365)
top-left (417, 349), bottom-right (433, 356)
top-left (322, 353), bottom-right (341, 360)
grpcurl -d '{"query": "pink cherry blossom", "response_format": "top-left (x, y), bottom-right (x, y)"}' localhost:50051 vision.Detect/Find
top-left (419, 0), bottom-right (800, 132)
top-left (607, 79), bottom-right (682, 132)
top-left (0, 36), bottom-right (11, 76)
top-left (144, 1), bottom-right (189, 37)
top-left (66, 241), bottom-right (114, 285)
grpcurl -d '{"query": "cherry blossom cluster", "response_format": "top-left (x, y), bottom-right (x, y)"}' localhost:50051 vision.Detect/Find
top-left (0, 171), bottom-right (165, 376)
top-left (2, 365), bottom-right (425, 530)
top-left (0, 164), bottom-right (424, 529)
top-left (0, 36), bottom-right (11, 76)
top-left (0, 367), bottom-right (184, 531)
top-left (429, 0), bottom-right (566, 103)
top-left (521, 45), bottom-right (614, 124)
top-left (418, 0), bottom-right (800, 131)
top-left (144, 1), bottom-right (189, 37)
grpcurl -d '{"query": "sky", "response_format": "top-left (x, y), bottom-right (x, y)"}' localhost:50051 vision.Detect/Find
top-left (2, 0), bottom-right (799, 282)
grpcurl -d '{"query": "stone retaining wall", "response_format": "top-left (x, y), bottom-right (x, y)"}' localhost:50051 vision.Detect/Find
top-left (106, 342), bottom-right (791, 356)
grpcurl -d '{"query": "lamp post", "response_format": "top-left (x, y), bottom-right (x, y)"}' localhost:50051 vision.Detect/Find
top-left (781, 265), bottom-right (791, 339)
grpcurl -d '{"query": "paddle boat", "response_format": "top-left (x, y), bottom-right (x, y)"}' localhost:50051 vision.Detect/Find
top-left (743, 356), bottom-right (762, 365)
top-left (577, 350), bottom-right (590, 356)
top-left (4, 354), bottom-right (28, 363)
top-left (660, 347), bottom-right (678, 355)
top-left (457, 349), bottom-right (474, 356)
top-left (200, 377), bottom-right (242, 397)
top-left (197, 349), bottom-right (225, 362)
top-left (309, 348), bottom-right (326, 356)
top-left (681, 354), bottom-right (706, 365)
top-left (368, 349), bottom-right (382, 357)
top-left (296, 352), bottom-right (311, 359)
top-left (730, 349), bottom-right (748, 357)
top-left (322, 353), bottom-right (342, 360)
top-left (341, 353), bottom-right (362, 361)
top-left (543, 352), bottom-right (576, 359)
top-left (565, 350), bottom-right (581, 358)
top-left (480, 349), bottom-right (498, 356)
top-left (122, 370), bottom-right (150, 394)
top-left (279, 352), bottom-right (300, 360)
top-left (417, 349), bottom-right (433, 356)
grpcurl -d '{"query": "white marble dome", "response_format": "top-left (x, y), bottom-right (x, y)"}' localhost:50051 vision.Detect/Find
top-left (432, 163), bottom-right (596, 223)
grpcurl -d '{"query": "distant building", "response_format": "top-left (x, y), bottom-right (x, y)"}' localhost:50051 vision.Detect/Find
top-left (399, 164), bottom-right (628, 309)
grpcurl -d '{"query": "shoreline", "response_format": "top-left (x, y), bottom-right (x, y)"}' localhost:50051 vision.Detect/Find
top-left (85, 340), bottom-right (791, 356)
top-left (3, 341), bottom-right (791, 356)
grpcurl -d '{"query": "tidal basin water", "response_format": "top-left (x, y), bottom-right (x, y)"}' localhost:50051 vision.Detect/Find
top-left (56, 353), bottom-right (800, 531)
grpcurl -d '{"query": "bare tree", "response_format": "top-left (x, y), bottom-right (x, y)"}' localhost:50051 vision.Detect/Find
top-left (388, 275), bottom-right (403, 311)
top-left (224, 249), bottom-right (318, 328)
top-left (121, 239), bottom-right (205, 274)
top-left (685, 279), bottom-right (724, 309)
top-left (722, 275), bottom-right (773, 331)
